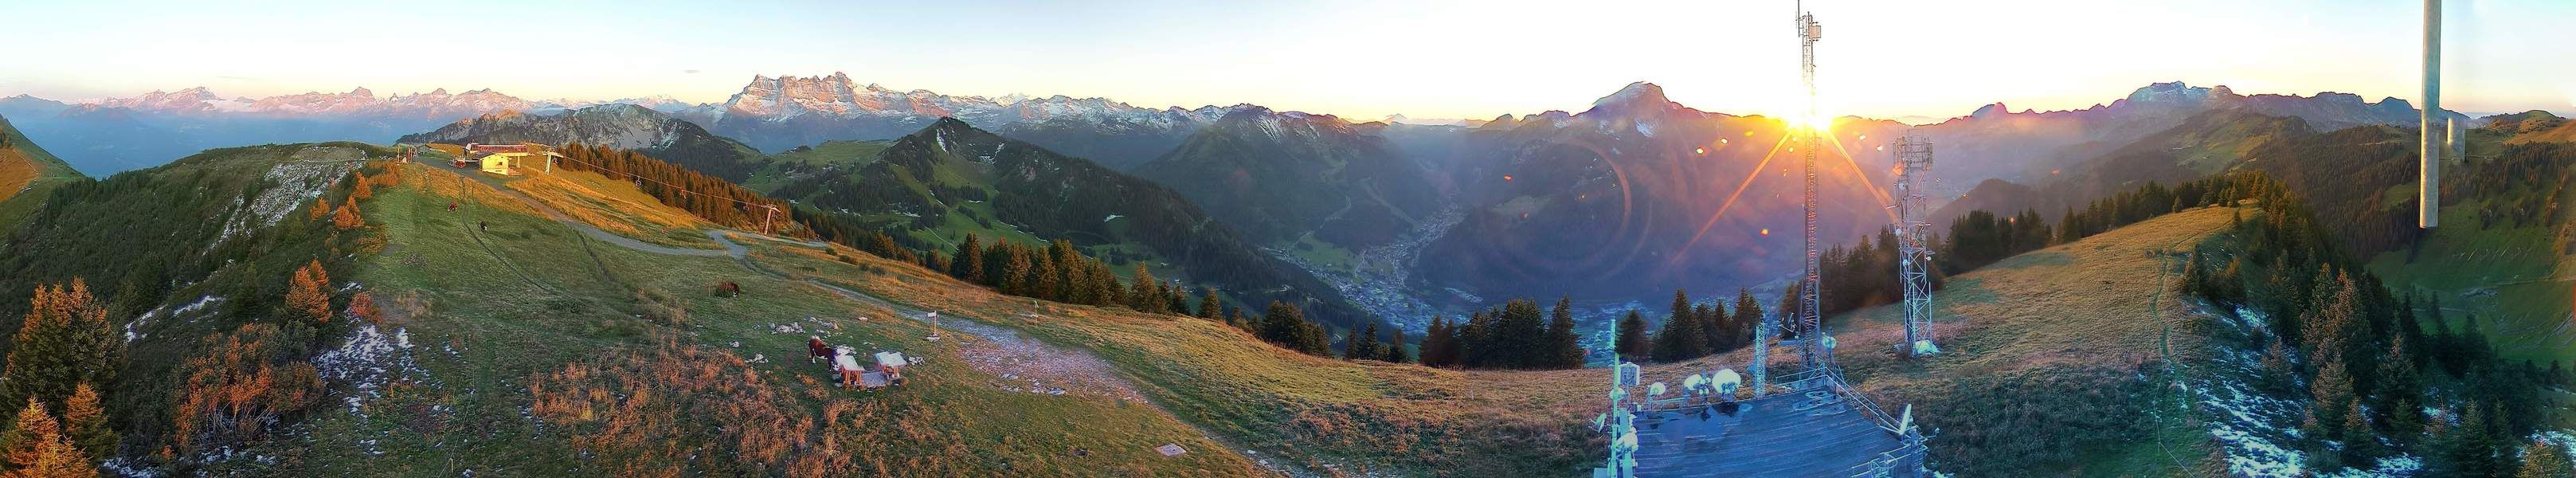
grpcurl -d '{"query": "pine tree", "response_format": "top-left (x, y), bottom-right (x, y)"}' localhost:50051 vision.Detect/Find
top-left (2306, 355), bottom-right (2355, 438)
top-left (286, 261), bottom-right (334, 325)
top-left (1383, 327), bottom-right (1409, 363)
top-left (1259, 301), bottom-right (1327, 355)
top-left (1421, 316), bottom-right (1455, 367)
top-left (1001, 248), bottom-right (1034, 296)
top-left (2338, 397), bottom-right (2378, 464)
top-left (1653, 299), bottom-right (1707, 362)
top-left (1733, 288), bottom-right (1764, 348)
top-left (1615, 310), bottom-right (1652, 362)
top-left (1697, 302), bottom-right (1726, 353)
top-left (2452, 403), bottom-right (2505, 476)
top-left (1196, 288), bottom-right (1223, 319)
top-left (1547, 297), bottom-right (1583, 368)
top-left (1048, 241), bottom-right (1082, 300)
top-left (1031, 253), bottom-right (1060, 300)
top-left (1344, 323), bottom-right (1380, 361)
top-left (58, 384), bottom-right (109, 465)
top-left (1493, 300), bottom-right (1548, 368)
top-left (1089, 263), bottom-right (1120, 308)
top-left (1461, 311), bottom-right (1495, 368)
top-left (953, 234), bottom-right (985, 284)
top-left (0, 280), bottom-right (117, 414)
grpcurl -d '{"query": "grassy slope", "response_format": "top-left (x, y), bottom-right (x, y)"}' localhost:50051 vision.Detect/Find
top-left (2368, 126), bottom-right (2576, 362)
top-left (1846, 206), bottom-right (2241, 476)
top-left (2368, 191), bottom-right (2576, 362)
top-left (742, 139), bottom-right (895, 193)
top-left (0, 116), bottom-right (84, 226)
top-left (1649, 206), bottom-right (2247, 476)
top-left (254, 162), bottom-right (1267, 476)
top-left (742, 226), bottom-right (1603, 476)
top-left (497, 166), bottom-right (724, 248)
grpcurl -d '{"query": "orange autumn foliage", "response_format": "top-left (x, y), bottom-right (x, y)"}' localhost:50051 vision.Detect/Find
top-left (331, 198), bottom-right (364, 230)
top-left (169, 323), bottom-right (323, 453)
top-left (286, 261), bottom-right (331, 324)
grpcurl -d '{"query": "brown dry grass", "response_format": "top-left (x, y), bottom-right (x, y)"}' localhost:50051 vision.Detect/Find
top-left (503, 167), bottom-right (714, 245)
top-left (0, 147), bottom-right (33, 203)
top-left (395, 163), bottom-right (539, 217)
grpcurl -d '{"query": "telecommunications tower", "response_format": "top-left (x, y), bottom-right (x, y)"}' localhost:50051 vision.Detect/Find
top-left (1792, 0), bottom-right (1830, 378)
top-left (1894, 131), bottom-right (1937, 356)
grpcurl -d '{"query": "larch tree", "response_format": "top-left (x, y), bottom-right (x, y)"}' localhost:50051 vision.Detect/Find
top-left (348, 291), bottom-right (383, 324)
top-left (350, 172), bottom-right (374, 200)
top-left (0, 399), bottom-right (60, 470)
top-left (1128, 264), bottom-right (1161, 313)
top-left (330, 198), bottom-right (365, 230)
top-left (57, 384), bottom-right (108, 466)
top-left (2515, 439), bottom-right (2574, 478)
top-left (1, 398), bottom-right (92, 477)
top-left (286, 261), bottom-right (334, 325)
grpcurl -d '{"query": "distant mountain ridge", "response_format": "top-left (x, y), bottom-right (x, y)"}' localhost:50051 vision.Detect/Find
top-left (684, 72), bottom-right (1247, 167)
top-left (397, 104), bottom-right (768, 182)
top-left (1911, 81), bottom-right (2470, 198)
top-left (1137, 107), bottom-right (1443, 249)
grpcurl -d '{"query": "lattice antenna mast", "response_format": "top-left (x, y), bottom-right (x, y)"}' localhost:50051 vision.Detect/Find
top-left (1895, 131), bottom-right (1939, 356)
top-left (1596, 315), bottom-right (1641, 478)
top-left (1794, 0), bottom-right (1831, 378)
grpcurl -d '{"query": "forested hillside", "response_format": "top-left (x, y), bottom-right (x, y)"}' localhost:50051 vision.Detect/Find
top-left (765, 118), bottom-right (1374, 329)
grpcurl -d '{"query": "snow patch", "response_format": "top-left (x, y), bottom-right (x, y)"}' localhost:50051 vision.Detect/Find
top-left (311, 323), bottom-right (433, 418)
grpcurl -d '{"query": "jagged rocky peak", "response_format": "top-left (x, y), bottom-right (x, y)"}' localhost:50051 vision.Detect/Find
top-left (1585, 81), bottom-right (1677, 115)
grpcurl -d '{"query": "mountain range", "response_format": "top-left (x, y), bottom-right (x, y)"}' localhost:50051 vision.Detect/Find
top-left (0, 75), bottom-right (2487, 321)
top-left (679, 72), bottom-right (1244, 170)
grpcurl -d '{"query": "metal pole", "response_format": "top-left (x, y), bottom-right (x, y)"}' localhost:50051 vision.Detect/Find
top-left (2419, 0), bottom-right (2441, 228)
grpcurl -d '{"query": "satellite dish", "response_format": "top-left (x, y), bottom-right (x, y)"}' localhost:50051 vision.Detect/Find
top-left (1649, 382), bottom-right (1668, 397)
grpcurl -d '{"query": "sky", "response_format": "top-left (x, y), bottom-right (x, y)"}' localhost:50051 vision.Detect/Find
top-left (1, 0), bottom-right (2569, 121)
